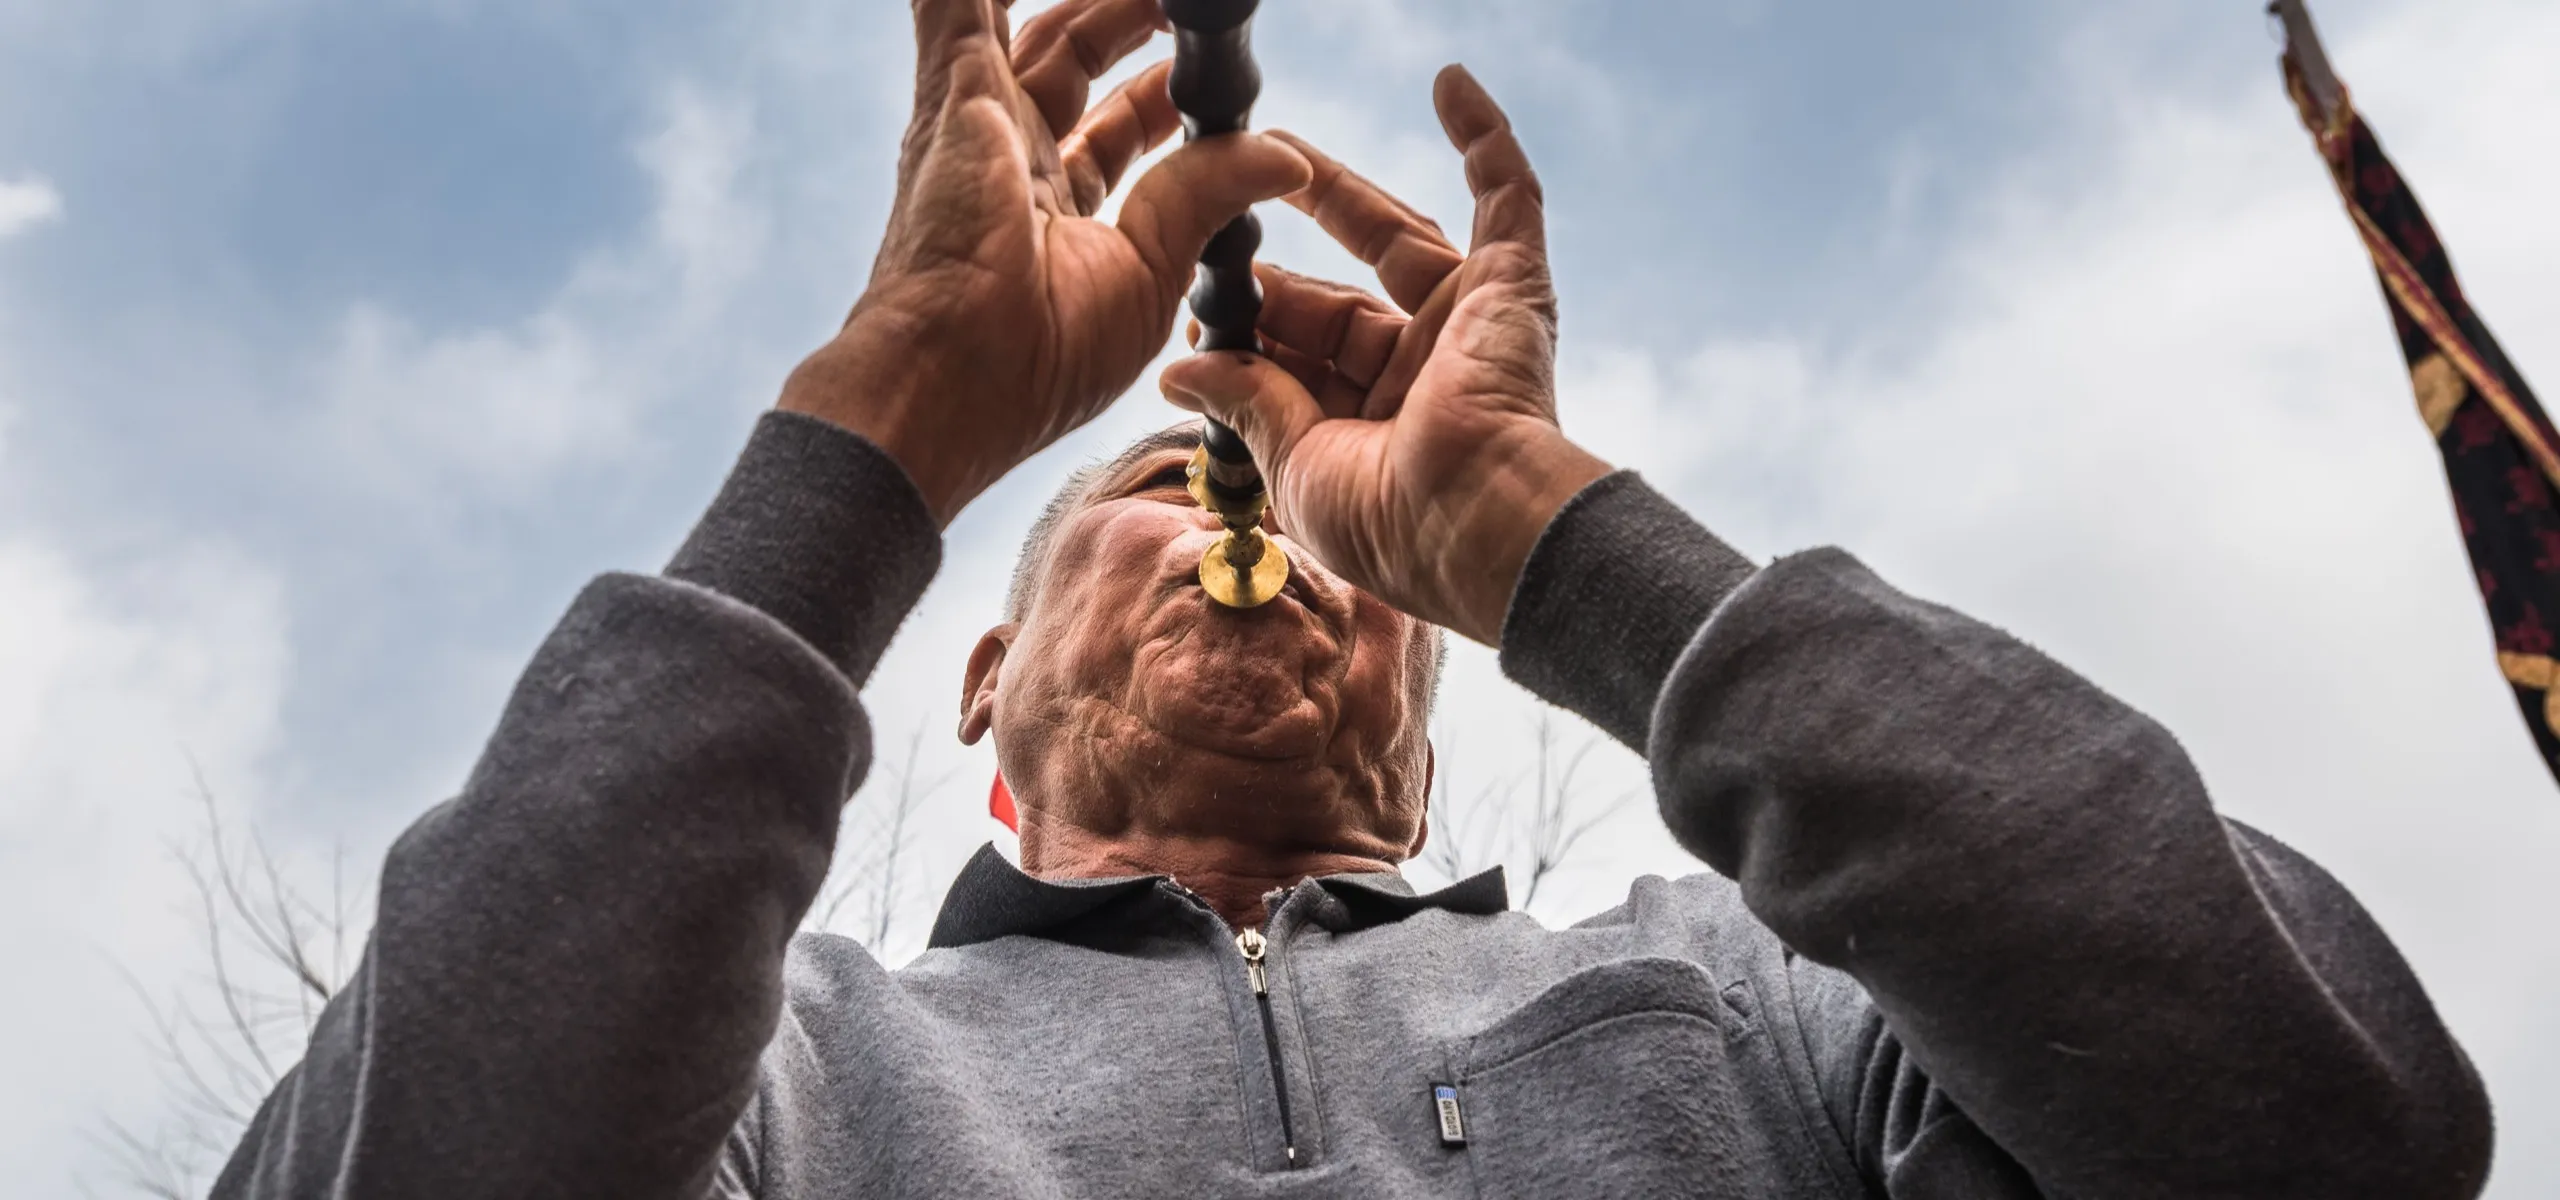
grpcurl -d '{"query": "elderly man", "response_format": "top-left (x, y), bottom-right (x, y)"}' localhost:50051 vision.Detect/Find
top-left (216, 0), bottom-right (2493, 1197)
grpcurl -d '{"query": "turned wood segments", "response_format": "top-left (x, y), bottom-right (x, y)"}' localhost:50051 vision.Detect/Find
top-left (1165, 0), bottom-right (1289, 609)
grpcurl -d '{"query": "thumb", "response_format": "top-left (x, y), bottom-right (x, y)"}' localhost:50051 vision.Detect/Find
top-left (1159, 352), bottom-right (1324, 476)
top-left (1119, 133), bottom-right (1312, 295)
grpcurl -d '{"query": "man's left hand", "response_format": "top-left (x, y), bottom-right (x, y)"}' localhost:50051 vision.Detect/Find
top-left (1161, 68), bottom-right (1612, 647)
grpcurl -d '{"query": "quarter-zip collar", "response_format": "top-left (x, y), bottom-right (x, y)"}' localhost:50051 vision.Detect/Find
top-left (925, 843), bottom-right (1510, 949)
top-left (1309, 868), bottom-right (1509, 930)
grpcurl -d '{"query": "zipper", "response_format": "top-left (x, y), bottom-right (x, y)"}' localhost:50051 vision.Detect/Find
top-left (1235, 928), bottom-right (1300, 1167)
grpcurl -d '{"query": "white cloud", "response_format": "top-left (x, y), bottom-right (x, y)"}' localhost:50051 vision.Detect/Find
top-left (311, 305), bottom-right (619, 498)
top-left (0, 62), bottom-right (780, 1200)
top-left (0, 176), bottom-right (62, 240)
top-left (1560, 0), bottom-right (2560, 1192)
top-left (0, 214), bottom-right (295, 1186)
top-left (1293, 0), bottom-right (1632, 136)
top-left (640, 84), bottom-right (769, 320)
top-left (0, 533), bottom-right (293, 1193)
top-left (303, 80), bottom-right (776, 504)
top-left (9, 0), bottom-right (2552, 1189)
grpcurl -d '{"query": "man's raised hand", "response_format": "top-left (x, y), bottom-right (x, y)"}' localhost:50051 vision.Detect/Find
top-left (781, 0), bottom-right (1311, 528)
top-left (1160, 67), bottom-right (1612, 647)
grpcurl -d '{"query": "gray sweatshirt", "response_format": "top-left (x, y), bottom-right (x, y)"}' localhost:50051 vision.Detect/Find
top-left (212, 412), bottom-right (2492, 1199)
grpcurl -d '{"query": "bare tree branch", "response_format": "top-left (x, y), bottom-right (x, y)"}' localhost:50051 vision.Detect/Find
top-left (1419, 740), bottom-right (1472, 882)
top-left (1517, 713), bottom-right (1578, 911)
top-left (93, 781), bottom-right (365, 1198)
top-left (809, 724), bottom-right (950, 961)
top-left (1427, 711), bottom-right (1634, 916)
top-left (866, 729), bottom-right (949, 950)
top-left (84, 1118), bottom-right (196, 1200)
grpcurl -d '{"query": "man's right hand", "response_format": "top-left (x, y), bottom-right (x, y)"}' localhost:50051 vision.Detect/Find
top-left (781, 0), bottom-right (1311, 529)
top-left (1160, 67), bottom-right (1612, 648)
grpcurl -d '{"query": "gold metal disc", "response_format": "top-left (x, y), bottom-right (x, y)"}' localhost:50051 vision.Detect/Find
top-left (1200, 532), bottom-right (1289, 608)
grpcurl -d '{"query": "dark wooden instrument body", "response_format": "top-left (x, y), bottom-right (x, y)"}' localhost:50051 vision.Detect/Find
top-left (1162, 0), bottom-right (1265, 508)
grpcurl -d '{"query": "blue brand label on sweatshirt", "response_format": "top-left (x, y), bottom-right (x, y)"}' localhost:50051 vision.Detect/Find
top-left (1433, 1085), bottom-right (1466, 1146)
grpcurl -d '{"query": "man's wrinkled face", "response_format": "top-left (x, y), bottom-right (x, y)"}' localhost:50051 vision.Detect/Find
top-left (969, 431), bottom-right (1436, 857)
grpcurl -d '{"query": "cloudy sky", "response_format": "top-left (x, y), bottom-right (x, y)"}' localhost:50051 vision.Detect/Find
top-left (4, 0), bottom-right (2556, 1193)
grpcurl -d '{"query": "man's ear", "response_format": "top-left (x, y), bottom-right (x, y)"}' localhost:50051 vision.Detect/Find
top-left (959, 625), bottom-right (1017, 746)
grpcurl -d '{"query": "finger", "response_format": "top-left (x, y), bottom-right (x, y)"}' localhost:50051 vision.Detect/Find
top-left (1190, 313), bottom-right (1369, 416)
top-left (901, 0), bottom-right (1011, 182)
top-left (1268, 130), bottom-right (1451, 256)
top-left (1267, 343), bottom-right (1373, 421)
top-left (1160, 352), bottom-right (1326, 478)
top-left (1059, 61), bottom-right (1180, 215)
top-left (1435, 65), bottom-right (1547, 253)
top-left (916, 0), bottom-right (1005, 63)
top-left (913, 0), bottom-right (1009, 103)
top-left (1119, 134), bottom-right (1313, 302)
top-left (1249, 340), bottom-right (1372, 422)
top-left (1254, 264), bottom-right (1406, 389)
top-left (1013, 0), bottom-right (1168, 142)
top-left (1360, 274), bottom-right (1459, 422)
top-left (1267, 130), bottom-right (1464, 314)
top-left (1264, 341), bottom-right (1330, 399)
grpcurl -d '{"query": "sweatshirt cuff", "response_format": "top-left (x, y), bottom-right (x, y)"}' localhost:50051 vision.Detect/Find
top-left (1498, 472), bottom-right (1758, 753)
top-left (665, 411), bottom-right (943, 688)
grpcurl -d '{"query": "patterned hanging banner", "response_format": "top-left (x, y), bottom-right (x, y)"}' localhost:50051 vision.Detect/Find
top-left (2275, 0), bottom-right (2560, 786)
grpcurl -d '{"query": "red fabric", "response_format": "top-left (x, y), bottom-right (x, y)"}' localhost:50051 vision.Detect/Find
top-left (989, 773), bottom-right (1018, 831)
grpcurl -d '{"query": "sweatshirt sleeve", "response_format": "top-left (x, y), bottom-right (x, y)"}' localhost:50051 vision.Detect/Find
top-left (1502, 473), bottom-right (2494, 1200)
top-left (211, 411), bottom-right (941, 1200)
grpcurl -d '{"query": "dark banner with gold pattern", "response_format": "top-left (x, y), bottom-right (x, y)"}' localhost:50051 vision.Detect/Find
top-left (2276, 0), bottom-right (2560, 784)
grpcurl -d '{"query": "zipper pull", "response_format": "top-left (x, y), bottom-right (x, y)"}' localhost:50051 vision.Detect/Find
top-left (1236, 929), bottom-right (1269, 995)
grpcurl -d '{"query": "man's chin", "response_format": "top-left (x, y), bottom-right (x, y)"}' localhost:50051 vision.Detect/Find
top-left (1127, 608), bottom-right (1343, 759)
top-left (1128, 658), bottom-right (1336, 764)
top-left (1136, 693), bottom-right (1332, 763)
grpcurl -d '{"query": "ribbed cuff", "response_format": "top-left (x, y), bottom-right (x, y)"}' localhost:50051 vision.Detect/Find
top-left (1497, 472), bottom-right (1758, 754)
top-left (665, 411), bottom-right (943, 688)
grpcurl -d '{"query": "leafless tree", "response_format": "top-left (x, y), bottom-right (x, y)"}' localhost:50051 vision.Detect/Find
top-left (91, 775), bottom-right (362, 1199)
top-left (809, 726), bottom-right (952, 955)
top-left (95, 730), bottom-right (952, 1198)
top-left (1424, 710), bottom-right (1638, 915)
top-left (1418, 753), bottom-right (1495, 886)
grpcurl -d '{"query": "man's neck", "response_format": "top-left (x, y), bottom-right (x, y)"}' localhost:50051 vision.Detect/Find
top-left (1021, 825), bottom-right (1401, 930)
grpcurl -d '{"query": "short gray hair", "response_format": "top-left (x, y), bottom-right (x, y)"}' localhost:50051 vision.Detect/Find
top-left (1004, 425), bottom-right (1448, 701)
top-left (1006, 424), bottom-right (1206, 622)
